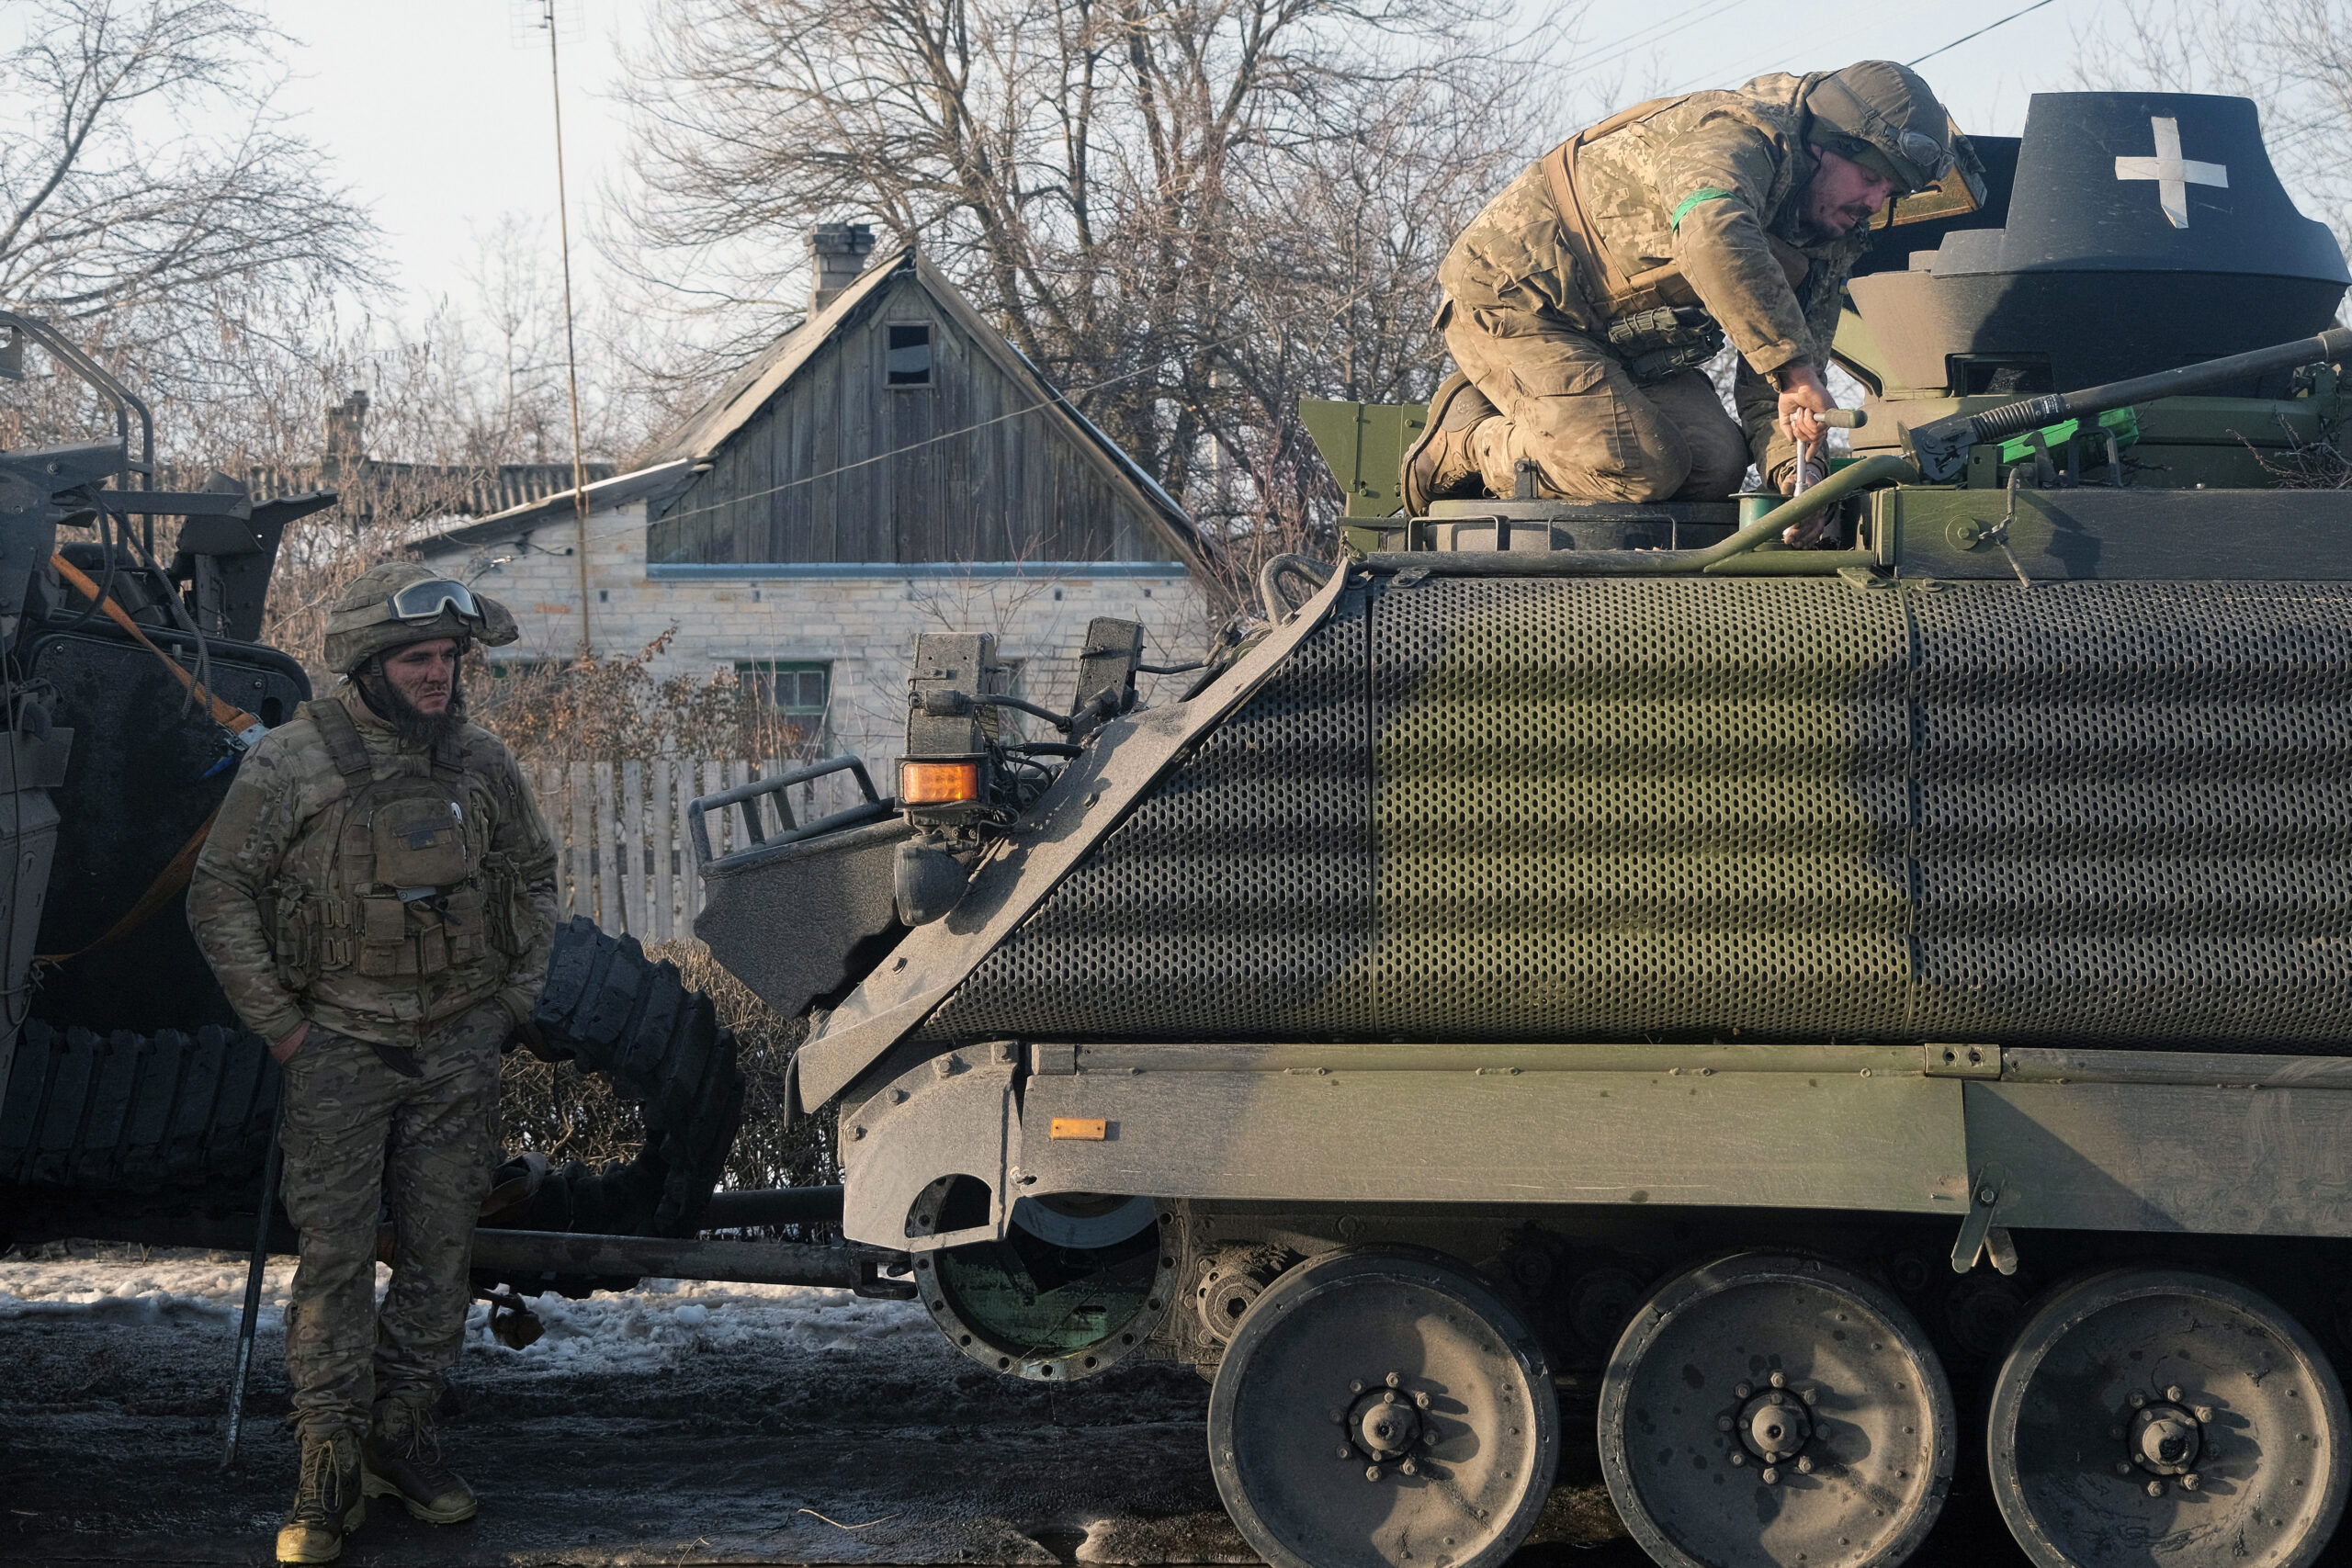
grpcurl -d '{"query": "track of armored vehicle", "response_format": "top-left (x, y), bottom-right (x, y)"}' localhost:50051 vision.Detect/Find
top-left (691, 93), bottom-right (2352, 1568)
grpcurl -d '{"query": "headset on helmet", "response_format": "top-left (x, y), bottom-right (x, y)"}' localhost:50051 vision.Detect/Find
top-left (322, 559), bottom-right (519, 676)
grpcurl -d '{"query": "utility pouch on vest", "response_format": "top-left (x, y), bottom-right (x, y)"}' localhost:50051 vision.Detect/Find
top-left (442, 884), bottom-right (489, 966)
top-left (371, 798), bottom-right (470, 887)
top-left (357, 894), bottom-right (413, 977)
top-left (1606, 305), bottom-right (1729, 384)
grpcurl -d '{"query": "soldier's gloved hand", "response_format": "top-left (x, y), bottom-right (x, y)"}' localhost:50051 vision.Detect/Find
top-left (1774, 361), bottom-right (1836, 446)
top-left (1771, 452), bottom-right (1831, 499)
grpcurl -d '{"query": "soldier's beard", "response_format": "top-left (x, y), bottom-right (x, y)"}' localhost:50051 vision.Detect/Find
top-left (356, 665), bottom-right (468, 749)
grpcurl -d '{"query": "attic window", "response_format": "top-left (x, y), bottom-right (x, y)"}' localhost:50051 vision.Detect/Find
top-left (888, 323), bottom-right (933, 386)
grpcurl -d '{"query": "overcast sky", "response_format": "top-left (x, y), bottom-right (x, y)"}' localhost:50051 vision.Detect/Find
top-left (263, 0), bottom-right (2134, 321)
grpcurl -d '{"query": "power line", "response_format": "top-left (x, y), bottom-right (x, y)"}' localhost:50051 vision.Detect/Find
top-left (1566, 0), bottom-right (1766, 85)
top-left (1907, 0), bottom-right (2067, 67)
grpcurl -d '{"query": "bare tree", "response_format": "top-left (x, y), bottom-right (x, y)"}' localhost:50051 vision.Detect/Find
top-left (0, 0), bottom-right (383, 439)
top-left (608, 0), bottom-right (1572, 600)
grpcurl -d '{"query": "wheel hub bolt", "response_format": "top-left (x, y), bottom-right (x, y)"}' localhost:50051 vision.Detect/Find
top-left (2180, 1473), bottom-right (2199, 1491)
top-left (2194, 1406), bottom-right (2215, 1423)
top-left (1796, 1457), bottom-right (1815, 1475)
top-left (1337, 1446), bottom-right (1352, 1460)
top-left (1386, 1372), bottom-right (1403, 1389)
top-left (1400, 1460), bottom-right (1418, 1477)
top-left (2145, 1480), bottom-right (2165, 1498)
top-left (1761, 1467), bottom-right (1780, 1484)
top-left (1351, 1389), bottom-right (1424, 1460)
top-left (1741, 1393), bottom-right (1813, 1461)
top-left (2130, 1392), bottom-right (2148, 1409)
top-left (2115, 1462), bottom-right (2134, 1476)
top-left (1414, 1392), bottom-right (1430, 1410)
top-left (1366, 1464), bottom-right (1383, 1483)
top-left (1736, 1382), bottom-right (1753, 1398)
top-left (1770, 1371), bottom-right (1786, 1389)
top-left (1717, 1416), bottom-right (1735, 1433)
top-left (1351, 1381), bottom-right (1365, 1393)
top-left (1730, 1452), bottom-right (1747, 1467)
top-left (2165, 1386), bottom-right (2183, 1402)
top-left (2130, 1404), bottom-right (2203, 1474)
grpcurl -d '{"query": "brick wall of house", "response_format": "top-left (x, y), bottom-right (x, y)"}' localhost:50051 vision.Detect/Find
top-left (424, 501), bottom-right (1216, 780)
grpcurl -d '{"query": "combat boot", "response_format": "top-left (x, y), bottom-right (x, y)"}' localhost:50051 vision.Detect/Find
top-left (276, 1428), bottom-right (365, 1564)
top-left (361, 1397), bottom-right (479, 1525)
top-left (1401, 370), bottom-right (1498, 514)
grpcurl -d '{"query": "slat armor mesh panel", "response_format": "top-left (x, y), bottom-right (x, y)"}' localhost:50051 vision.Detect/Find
top-left (922, 578), bottom-right (2352, 1048)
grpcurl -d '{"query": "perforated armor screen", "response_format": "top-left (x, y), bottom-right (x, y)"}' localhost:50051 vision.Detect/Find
top-left (921, 577), bottom-right (2352, 1049)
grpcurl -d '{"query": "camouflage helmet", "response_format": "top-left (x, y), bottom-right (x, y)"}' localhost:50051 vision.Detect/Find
top-left (322, 559), bottom-right (518, 675)
top-left (1804, 61), bottom-right (1959, 194)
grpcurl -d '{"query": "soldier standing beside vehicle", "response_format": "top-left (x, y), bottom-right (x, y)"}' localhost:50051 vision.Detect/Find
top-left (187, 562), bottom-right (559, 1566)
top-left (1405, 61), bottom-right (1973, 527)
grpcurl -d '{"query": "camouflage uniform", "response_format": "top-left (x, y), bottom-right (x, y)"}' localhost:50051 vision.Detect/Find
top-left (1434, 73), bottom-right (1888, 502)
top-left (188, 682), bottom-right (558, 1443)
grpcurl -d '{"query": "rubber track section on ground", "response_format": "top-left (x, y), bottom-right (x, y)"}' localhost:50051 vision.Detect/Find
top-left (530, 918), bottom-right (746, 1235)
top-left (0, 1021), bottom-right (278, 1190)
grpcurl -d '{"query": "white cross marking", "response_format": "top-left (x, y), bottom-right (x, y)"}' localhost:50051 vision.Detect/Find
top-left (2114, 116), bottom-right (2228, 229)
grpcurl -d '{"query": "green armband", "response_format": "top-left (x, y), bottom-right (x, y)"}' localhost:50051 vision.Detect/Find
top-left (1670, 187), bottom-right (1737, 229)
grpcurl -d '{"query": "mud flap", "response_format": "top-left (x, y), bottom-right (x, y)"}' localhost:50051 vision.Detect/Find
top-left (840, 1046), bottom-right (1019, 1252)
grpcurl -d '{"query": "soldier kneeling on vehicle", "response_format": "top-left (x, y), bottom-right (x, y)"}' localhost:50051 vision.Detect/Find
top-left (187, 562), bottom-right (559, 1565)
top-left (1405, 61), bottom-right (1972, 529)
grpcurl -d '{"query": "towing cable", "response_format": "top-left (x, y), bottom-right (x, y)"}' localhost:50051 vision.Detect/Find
top-left (49, 550), bottom-right (267, 749)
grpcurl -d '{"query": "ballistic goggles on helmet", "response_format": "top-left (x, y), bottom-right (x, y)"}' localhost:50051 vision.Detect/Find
top-left (387, 578), bottom-right (483, 626)
top-left (1821, 128), bottom-right (1953, 194)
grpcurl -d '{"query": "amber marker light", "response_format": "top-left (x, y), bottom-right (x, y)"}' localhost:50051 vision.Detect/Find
top-left (900, 760), bottom-right (982, 806)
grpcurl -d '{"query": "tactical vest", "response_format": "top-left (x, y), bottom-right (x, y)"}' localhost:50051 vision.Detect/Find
top-left (1540, 96), bottom-right (1815, 382)
top-left (269, 699), bottom-right (512, 991)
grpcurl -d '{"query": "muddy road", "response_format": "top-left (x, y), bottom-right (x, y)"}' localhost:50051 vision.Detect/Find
top-left (4, 1246), bottom-right (2048, 1567)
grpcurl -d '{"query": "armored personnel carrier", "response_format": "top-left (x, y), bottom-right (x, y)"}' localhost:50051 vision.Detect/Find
top-left (695, 91), bottom-right (2351, 1568)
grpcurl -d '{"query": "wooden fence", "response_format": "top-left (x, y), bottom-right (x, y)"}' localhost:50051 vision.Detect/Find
top-left (532, 757), bottom-right (874, 942)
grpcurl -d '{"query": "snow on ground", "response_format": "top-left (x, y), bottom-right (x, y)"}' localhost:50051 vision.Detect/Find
top-left (0, 1245), bottom-right (929, 1374)
top-left (459, 1276), bottom-right (933, 1374)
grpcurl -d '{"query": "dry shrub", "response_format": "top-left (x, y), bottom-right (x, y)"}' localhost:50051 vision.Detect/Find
top-left (2256, 429), bottom-right (2352, 490)
top-left (497, 937), bottom-right (839, 1205)
top-left (465, 629), bottom-right (826, 772)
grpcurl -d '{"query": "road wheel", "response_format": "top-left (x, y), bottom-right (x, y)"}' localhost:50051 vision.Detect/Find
top-left (1987, 1268), bottom-right (2350, 1568)
top-left (1600, 1251), bottom-right (1955, 1568)
top-left (1206, 1248), bottom-right (1556, 1568)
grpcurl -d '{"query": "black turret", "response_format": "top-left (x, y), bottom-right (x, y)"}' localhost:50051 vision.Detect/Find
top-left (1846, 93), bottom-right (2347, 398)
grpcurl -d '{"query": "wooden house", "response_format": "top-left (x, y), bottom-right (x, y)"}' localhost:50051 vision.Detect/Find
top-left (412, 226), bottom-right (1212, 781)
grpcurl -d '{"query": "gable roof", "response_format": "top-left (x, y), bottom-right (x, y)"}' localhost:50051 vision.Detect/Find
top-left (645, 244), bottom-right (1206, 567)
